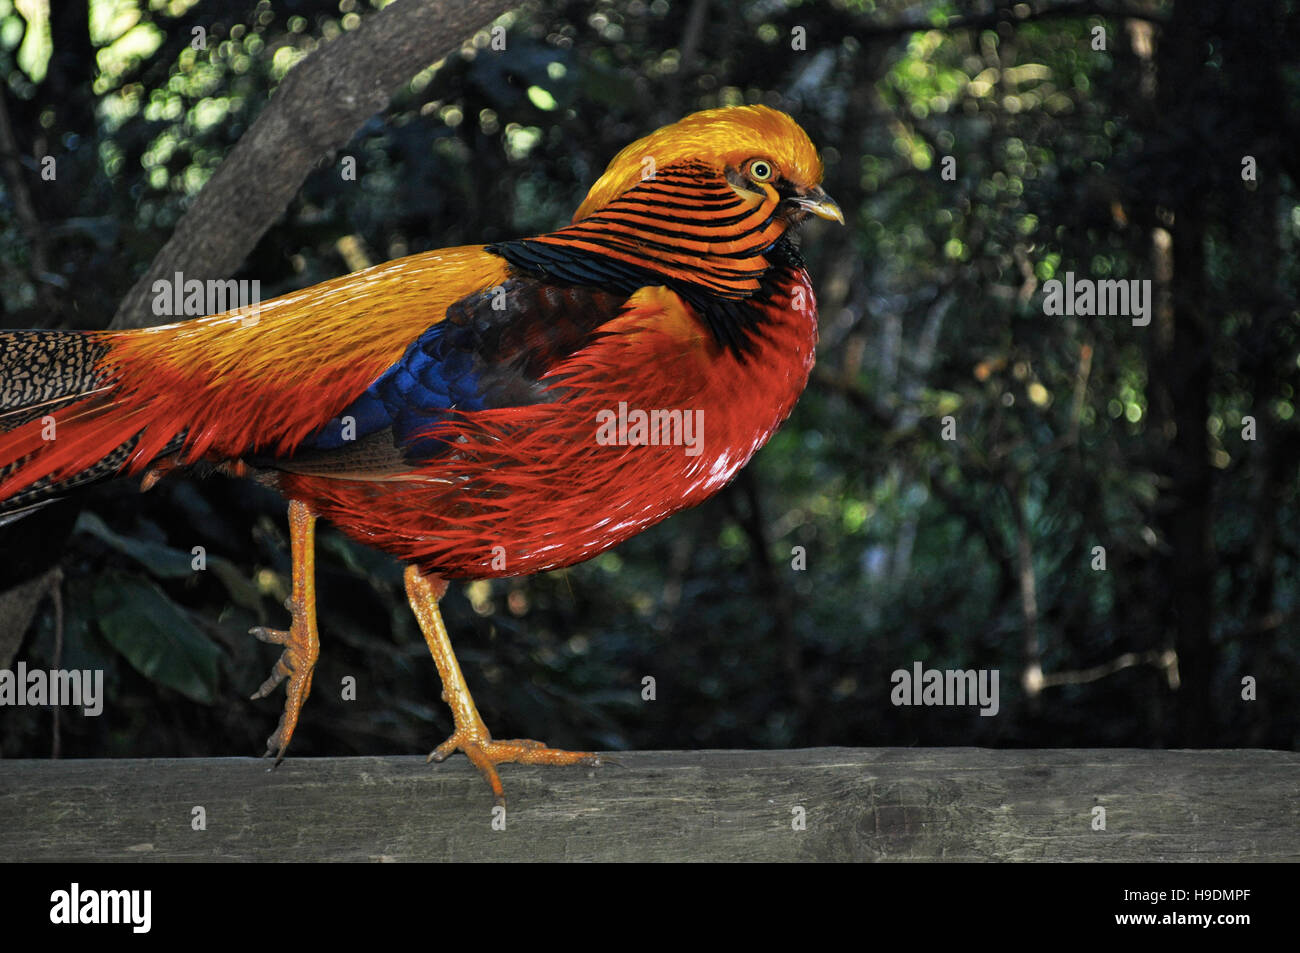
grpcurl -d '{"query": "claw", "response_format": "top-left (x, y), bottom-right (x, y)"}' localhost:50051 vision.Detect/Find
top-left (248, 627), bottom-right (290, 698)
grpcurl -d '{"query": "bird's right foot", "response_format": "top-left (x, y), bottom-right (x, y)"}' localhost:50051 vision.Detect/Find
top-left (249, 601), bottom-right (319, 763)
top-left (249, 499), bottom-right (320, 764)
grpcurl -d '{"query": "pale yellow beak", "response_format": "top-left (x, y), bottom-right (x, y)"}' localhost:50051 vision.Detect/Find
top-left (794, 186), bottom-right (845, 225)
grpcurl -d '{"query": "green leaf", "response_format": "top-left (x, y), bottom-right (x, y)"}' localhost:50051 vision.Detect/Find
top-left (76, 511), bottom-right (195, 579)
top-left (78, 509), bottom-right (265, 614)
top-left (93, 573), bottom-right (221, 704)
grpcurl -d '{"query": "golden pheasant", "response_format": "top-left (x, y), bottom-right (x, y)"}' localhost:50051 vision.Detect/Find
top-left (0, 105), bottom-right (841, 803)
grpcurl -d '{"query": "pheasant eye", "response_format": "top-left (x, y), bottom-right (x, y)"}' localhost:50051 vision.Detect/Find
top-left (747, 159), bottom-right (774, 183)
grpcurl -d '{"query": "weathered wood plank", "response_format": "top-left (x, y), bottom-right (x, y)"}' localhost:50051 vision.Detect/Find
top-left (0, 749), bottom-right (1295, 862)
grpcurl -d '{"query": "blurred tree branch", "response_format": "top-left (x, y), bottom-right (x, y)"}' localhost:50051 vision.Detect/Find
top-left (111, 0), bottom-right (516, 329)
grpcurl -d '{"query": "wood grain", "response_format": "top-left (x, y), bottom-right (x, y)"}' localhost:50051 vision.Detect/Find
top-left (1, 748), bottom-right (1295, 862)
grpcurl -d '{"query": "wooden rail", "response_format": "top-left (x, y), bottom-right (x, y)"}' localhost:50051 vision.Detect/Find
top-left (1, 748), bottom-right (1295, 861)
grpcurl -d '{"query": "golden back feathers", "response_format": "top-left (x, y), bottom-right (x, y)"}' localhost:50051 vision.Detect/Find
top-left (573, 105), bottom-right (825, 222)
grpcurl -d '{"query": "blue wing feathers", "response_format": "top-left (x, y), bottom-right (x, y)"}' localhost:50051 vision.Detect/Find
top-left (289, 277), bottom-right (630, 467)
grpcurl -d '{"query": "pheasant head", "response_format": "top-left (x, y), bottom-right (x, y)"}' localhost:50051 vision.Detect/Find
top-left (573, 104), bottom-right (843, 227)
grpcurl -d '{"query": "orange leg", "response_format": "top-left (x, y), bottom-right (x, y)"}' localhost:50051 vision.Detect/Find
top-left (249, 499), bottom-right (320, 763)
top-left (404, 565), bottom-right (600, 805)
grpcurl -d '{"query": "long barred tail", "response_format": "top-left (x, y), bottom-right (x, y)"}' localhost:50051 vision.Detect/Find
top-left (0, 329), bottom-right (141, 520)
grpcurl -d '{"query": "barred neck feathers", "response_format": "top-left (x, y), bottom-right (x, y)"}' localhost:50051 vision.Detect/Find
top-left (489, 160), bottom-right (801, 355)
top-left (527, 159), bottom-right (783, 297)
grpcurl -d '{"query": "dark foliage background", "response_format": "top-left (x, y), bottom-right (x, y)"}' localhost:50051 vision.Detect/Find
top-left (1, 0), bottom-right (1296, 762)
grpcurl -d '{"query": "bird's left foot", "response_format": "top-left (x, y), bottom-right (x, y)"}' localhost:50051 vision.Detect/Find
top-left (405, 564), bottom-right (599, 805)
top-left (430, 721), bottom-right (600, 806)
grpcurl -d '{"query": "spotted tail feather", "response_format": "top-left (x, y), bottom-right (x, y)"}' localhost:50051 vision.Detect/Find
top-left (0, 330), bottom-right (143, 518)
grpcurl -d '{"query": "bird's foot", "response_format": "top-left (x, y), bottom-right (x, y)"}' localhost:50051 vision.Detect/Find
top-left (249, 593), bottom-right (319, 764)
top-left (405, 564), bottom-right (598, 804)
top-left (429, 721), bottom-right (600, 807)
